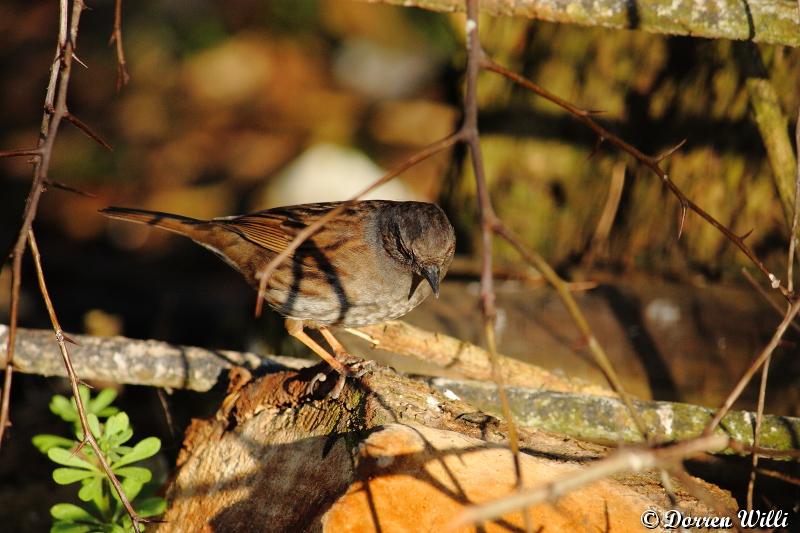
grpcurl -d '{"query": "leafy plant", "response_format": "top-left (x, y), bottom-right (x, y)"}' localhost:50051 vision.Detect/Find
top-left (33, 386), bottom-right (166, 533)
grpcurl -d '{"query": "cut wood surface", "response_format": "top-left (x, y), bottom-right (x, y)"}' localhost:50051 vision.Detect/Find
top-left (157, 364), bottom-right (736, 532)
top-left (360, 0), bottom-right (800, 47)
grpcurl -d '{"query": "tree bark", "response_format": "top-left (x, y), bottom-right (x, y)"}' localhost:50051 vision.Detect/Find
top-left (3, 324), bottom-right (798, 453)
top-left (359, 0), bottom-right (800, 47)
top-left (157, 363), bottom-right (736, 532)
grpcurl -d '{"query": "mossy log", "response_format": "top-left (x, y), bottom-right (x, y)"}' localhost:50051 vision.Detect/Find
top-left (362, 0), bottom-right (800, 47)
top-left (431, 378), bottom-right (800, 454)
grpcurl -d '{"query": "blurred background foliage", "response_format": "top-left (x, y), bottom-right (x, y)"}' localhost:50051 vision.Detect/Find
top-left (2, 1), bottom-right (800, 528)
top-left (1, 0), bottom-right (799, 396)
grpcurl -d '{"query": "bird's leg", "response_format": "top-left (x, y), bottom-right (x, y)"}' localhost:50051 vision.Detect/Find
top-left (318, 326), bottom-right (351, 359)
top-left (320, 326), bottom-right (375, 378)
top-left (285, 318), bottom-right (351, 377)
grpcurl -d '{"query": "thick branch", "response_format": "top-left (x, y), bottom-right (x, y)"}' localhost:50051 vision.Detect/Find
top-left (355, 320), bottom-right (615, 395)
top-left (0, 324), bottom-right (290, 392)
top-left (431, 378), bottom-right (800, 455)
top-left (362, 0), bottom-right (800, 47)
top-left (5, 325), bottom-right (797, 456)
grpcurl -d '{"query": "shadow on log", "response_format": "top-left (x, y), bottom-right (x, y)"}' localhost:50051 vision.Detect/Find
top-left (157, 364), bottom-right (735, 532)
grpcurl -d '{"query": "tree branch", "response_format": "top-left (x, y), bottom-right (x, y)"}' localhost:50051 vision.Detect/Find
top-left (360, 0), bottom-right (800, 47)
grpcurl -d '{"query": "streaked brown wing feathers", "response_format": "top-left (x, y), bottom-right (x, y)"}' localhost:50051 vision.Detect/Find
top-left (213, 202), bottom-right (364, 262)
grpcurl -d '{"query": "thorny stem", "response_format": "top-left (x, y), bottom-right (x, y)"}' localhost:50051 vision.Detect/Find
top-left (481, 57), bottom-right (790, 299)
top-left (746, 355), bottom-right (770, 511)
top-left (109, 0), bottom-right (130, 91)
top-left (0, 0), bottom-right (142, 530)
top-left (1, 0), bottom-right (77, 448)
top-left (452, 433), bottom-right (730, 528)
top-left (462, 2), bottom-right (530, 530)
top-left (28, 230), bottom-right (144, 532)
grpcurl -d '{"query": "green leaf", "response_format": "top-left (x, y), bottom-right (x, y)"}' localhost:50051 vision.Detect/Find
top-left (86, 414), bottom-right (102, 439)
top-left (53, 467), bottom-right (98, 485)
top-left (33, 434), bottom-right (76, 453)
top-left (97, 406), bottom-right (120, 418)
top-left (48, 448), bottom-right (97, 471)
top-left (113, 437), bottom-right (161, 468)
top-left (103, 412), bottom-right (130, 439)
top-left (78, 476), bottom-right (102, 502)
top-left (89, 389), bottom-right (118, 415)
top-left (136, 497), bottom-right (167, 518)
top-left (51, 522), bottom-right (94, 533)
top-left (50, 503), bottom-right (101, 523)
top-left (78, 386), bottom-right (91, 412)
top-left (50, 395), bottom-right (77, 421)
top-left (114, 466), bottom-right (152, 483)
top-left (107, 428), bottom-right (134, 450)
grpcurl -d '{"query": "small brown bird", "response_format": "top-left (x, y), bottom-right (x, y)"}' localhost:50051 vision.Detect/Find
top-left (100, 201), bottom-right (455, 377)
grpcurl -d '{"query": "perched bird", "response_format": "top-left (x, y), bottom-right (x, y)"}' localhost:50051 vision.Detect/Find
top-left (100, 201), bottom-right (455, 377)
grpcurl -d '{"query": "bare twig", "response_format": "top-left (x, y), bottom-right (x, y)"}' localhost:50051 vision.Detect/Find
top-left (460, 4), bottom-right (530, 529)
top-left (64, 111), bottom-right (113, 150)
top-left (669, 466), bottom-right (744, 533)
top-left (109, 0), bottom-right (130, 91)
top-left (584, 161), bottom-right (625, 268)
top-left (450, 433), bottom-right (730, 528)
top-left (481, 58), bottom-right (789, 298)
top-left (746, 354), bottom-right (770, 511)
top-left (28, 230), bottom-right (145, 531)
top-left (756, 467), bottom-right (800, 487)
top-left (1, 0), bottom-right (79, 447)
top-left (741, 268), bottom-right (800, 333)
top-left (790, 107), bottom-right (800, 290)
top-left (492, 221), bottom-right (650, 440)
top-left (0, 148), bottom-right (42, 158)
top-left (704, 297), bottom-right (800, 434)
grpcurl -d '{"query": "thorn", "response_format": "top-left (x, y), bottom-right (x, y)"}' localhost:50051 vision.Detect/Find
top-left (584, 109), bottom-right (606, 116)
top-left (72, 53), bottom-right (88, 69)
top-left (63, 333), bottom-right (81, 346)
top-left (71, 439), bottom-right (88, 458)
top-left (77, 379), bottom-right (94, 389)
top-left (677, 203), bottom-right (688, 240)
top-left (64, 112), bottom-right (113, 151)
top-left (656, 139), bottom-right (688, 162)
top-left (0, 148), bottom-right (41, 159)
top-left (586, 137), bottom-right (605, 161)
top-left (43, 179), bottom-right (97, 198)
top-left (739, 228), bottom-right (755, 241)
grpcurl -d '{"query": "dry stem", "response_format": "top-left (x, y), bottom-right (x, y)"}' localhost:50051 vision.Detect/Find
top-left (28, 230), bottom-right (144, 531)
top-left (1, 0), bottom-right (81, 447)
top-left (704, 297), bottom-right (800, 434)
top-left (451, 433), bottom-right (730, 528)
top-left (109, 0), bottom-right (130, 91)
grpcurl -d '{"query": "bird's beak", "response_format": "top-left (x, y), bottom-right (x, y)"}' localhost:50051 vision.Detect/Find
top-left (421, 265), bottom-right (440, 298)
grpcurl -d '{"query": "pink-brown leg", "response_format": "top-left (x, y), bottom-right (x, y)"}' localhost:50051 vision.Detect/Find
top-left (285, 319), bottom-right (351, 377)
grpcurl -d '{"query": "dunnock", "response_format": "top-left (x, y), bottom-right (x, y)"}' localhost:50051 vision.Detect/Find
top-left (100, 201), bottom-right (455, 376)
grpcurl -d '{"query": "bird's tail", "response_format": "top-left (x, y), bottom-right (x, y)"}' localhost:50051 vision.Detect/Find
top-left (99, 207), bottom-right (204, 238)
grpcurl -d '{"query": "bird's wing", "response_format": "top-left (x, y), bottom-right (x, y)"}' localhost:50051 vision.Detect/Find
top-left (213, 202), bottom-right (358, 261)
